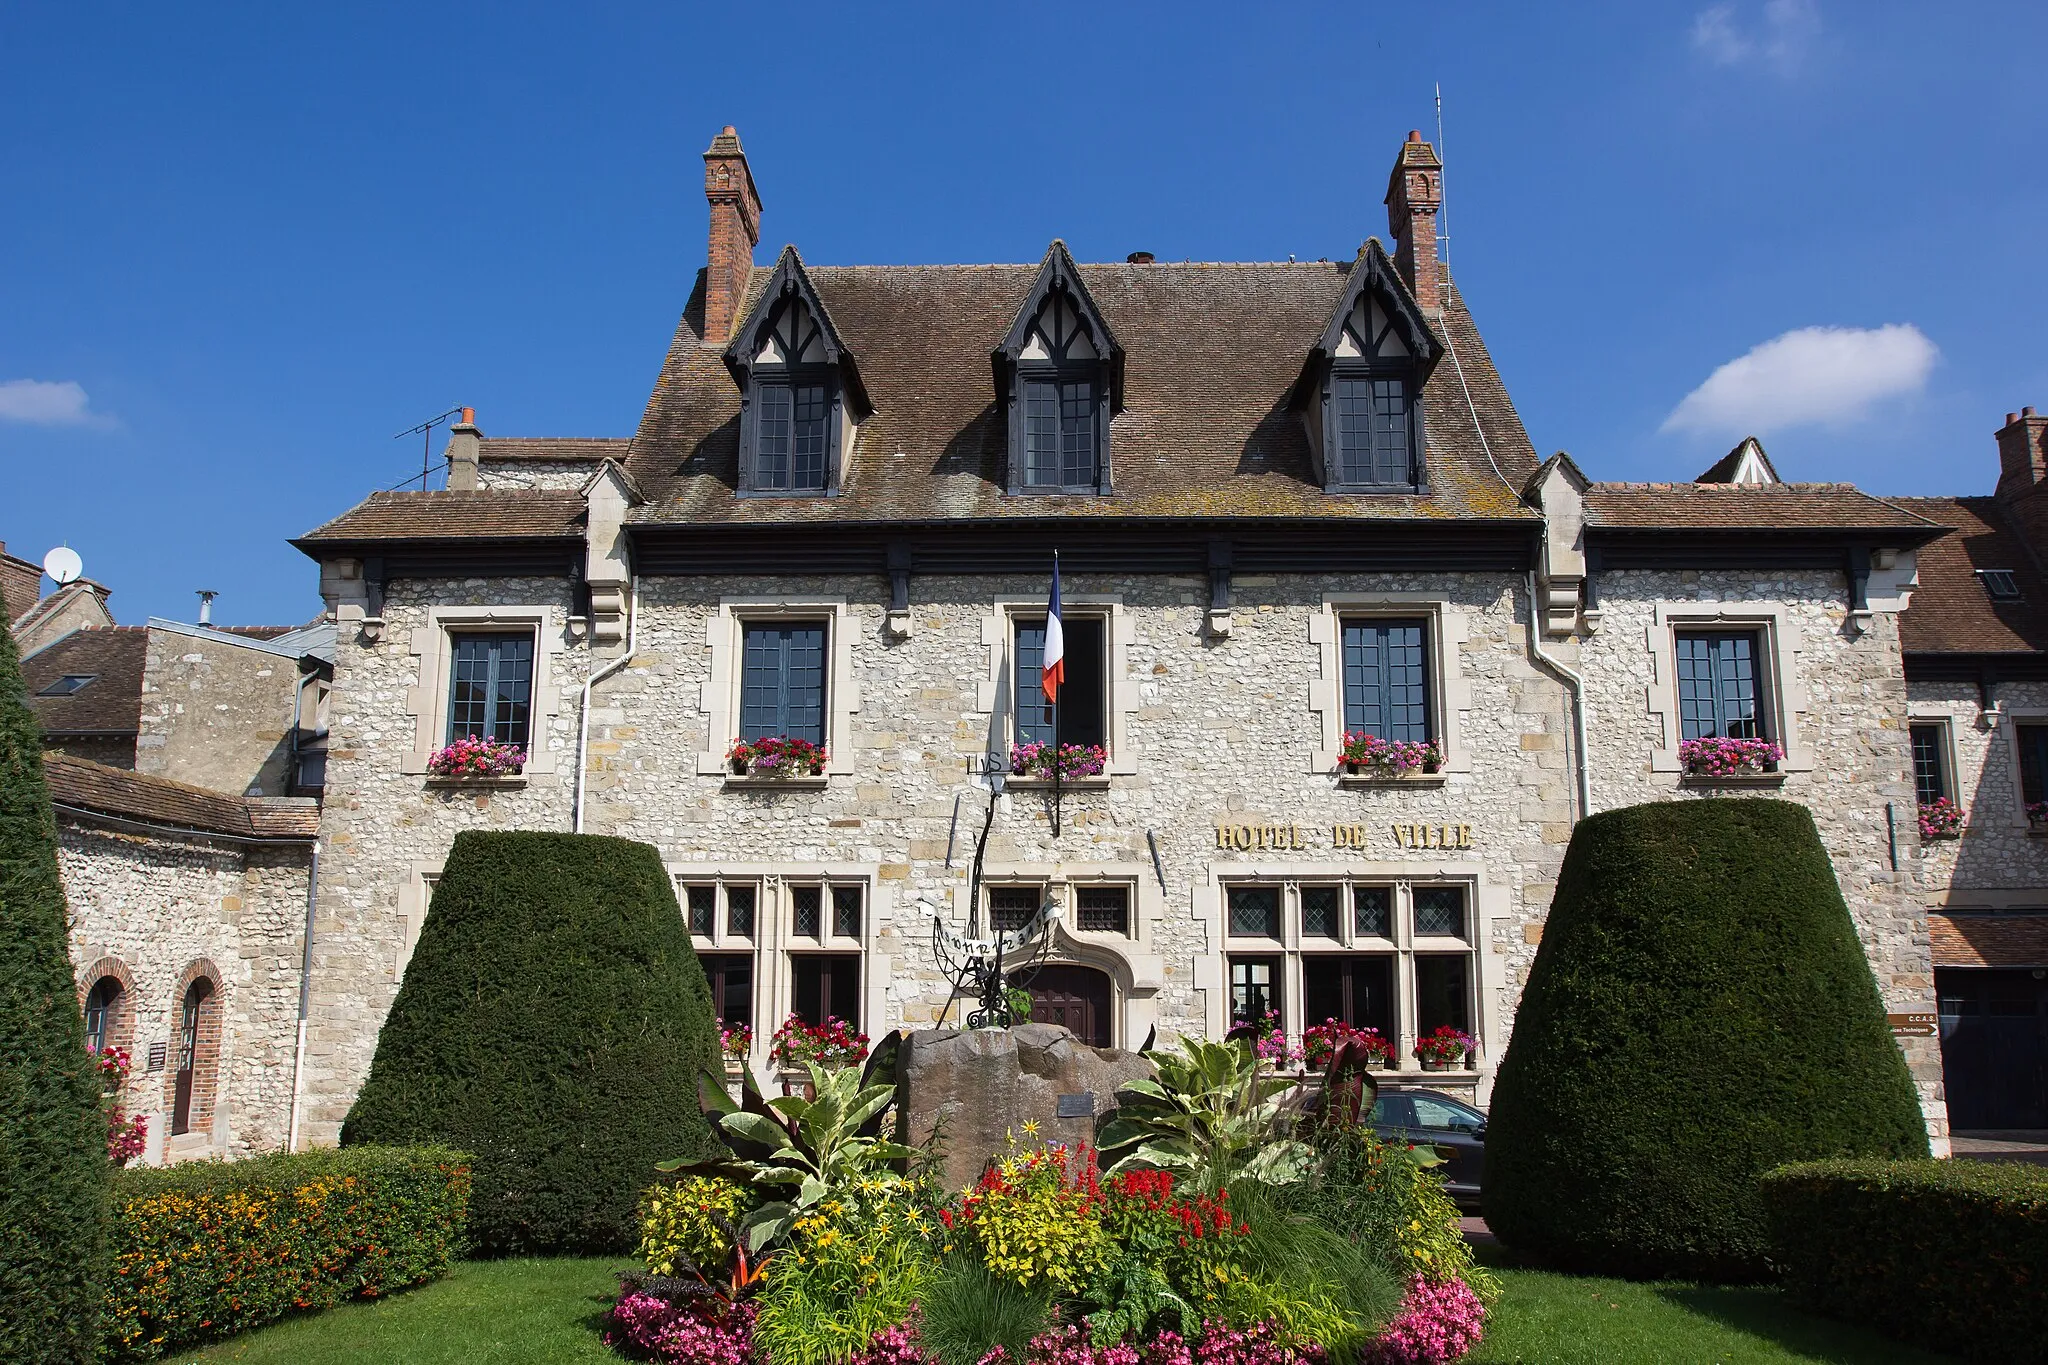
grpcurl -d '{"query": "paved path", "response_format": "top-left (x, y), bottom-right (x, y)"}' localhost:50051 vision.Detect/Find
top-left (1951, 1129), bottom-right (2048, 1167)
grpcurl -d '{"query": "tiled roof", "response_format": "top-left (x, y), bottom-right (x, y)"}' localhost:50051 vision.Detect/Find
top-left (20, 627), bottom-right (146, 736)
top-left (43, 752), bottom-right (320, 841)
top-left (1893, 496), bottom-right (2048, 656)
top-left (479, 438), bottom-right (631, 463)
top-left (623, 257), bottom-right (1541, 525)
top-left (295, 490), bottom-right (587, 545)
top-left (1930, 912), bottom-right (2048, 967)
top-left (1583, 483), bottom-right (1944, 533)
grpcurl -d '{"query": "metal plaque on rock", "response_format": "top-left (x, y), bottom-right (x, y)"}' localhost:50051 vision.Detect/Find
top-left (1056, 1092), bottom-right (1095, 1119)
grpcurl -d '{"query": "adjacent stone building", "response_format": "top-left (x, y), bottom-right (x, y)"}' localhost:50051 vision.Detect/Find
top-left (283, 125), bottom-right (1981, 1154)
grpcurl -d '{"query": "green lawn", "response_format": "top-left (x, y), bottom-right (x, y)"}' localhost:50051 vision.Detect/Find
top-left (168, 1251), bottom-right (1960, 1365)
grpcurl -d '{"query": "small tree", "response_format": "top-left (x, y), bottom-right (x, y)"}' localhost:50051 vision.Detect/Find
top-left (342, 831), bottom-right (722, 1254)
top-left (0, 622), bottom-right (109, 1362)
top-left (1484, 798), bottom-right (1928, 1280)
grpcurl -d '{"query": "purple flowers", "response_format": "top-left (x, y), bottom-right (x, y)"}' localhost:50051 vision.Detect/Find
top-left (1677, 736), bottom-right (1783, 777)
top-left (426, 735), bottom-right (526, 777)
top-left (602, 1291), bottom-right (755, 1364)
top-left (1338, 734), bottom-right (1442, 776)
top-left (1368, 1276), bottom-right (1486, 1365)
top-left (971, 1320), bottom-right (1327, 1365)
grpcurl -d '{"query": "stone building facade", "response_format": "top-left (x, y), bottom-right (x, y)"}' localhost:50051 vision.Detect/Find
top-left (278, 125), bottom-right (1984, 1155)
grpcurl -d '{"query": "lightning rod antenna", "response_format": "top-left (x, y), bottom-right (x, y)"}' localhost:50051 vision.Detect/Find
top-left (1435, 82), bottom-right (1450, 270)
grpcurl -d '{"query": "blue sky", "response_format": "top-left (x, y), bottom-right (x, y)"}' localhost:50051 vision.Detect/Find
top-left (4, 1), bottom-right (2045, 626)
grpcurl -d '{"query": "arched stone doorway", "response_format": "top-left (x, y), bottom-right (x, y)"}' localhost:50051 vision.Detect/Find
top-left (1019, 964), bottom-right (1112, 1047)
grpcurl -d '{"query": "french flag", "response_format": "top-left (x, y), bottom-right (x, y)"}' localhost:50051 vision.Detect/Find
top-left (1042, 556), bottom-right (1065, 703)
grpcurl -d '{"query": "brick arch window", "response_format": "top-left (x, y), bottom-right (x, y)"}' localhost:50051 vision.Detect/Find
top-left (77, 956), bottom-right (137, 1062)
top-left (166, 960), bottom-right (224, 1139)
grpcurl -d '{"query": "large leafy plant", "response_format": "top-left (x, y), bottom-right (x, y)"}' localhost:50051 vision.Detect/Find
top-left (662, 1050), bottom-right (915, 1253)
top-left (1097, 1037), bottom-right (1314, 1191)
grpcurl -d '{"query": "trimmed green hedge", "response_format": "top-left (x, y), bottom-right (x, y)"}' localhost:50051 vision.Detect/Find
top-left (1483, 799), bottom-right (1928, 1280)
top-left (0, 613), bottom-right (110, 1364)
top-left (103, 1144), bottom-right (471, 1362)
top-left (341, 831), bottom-right (722, 1254)
top-left (1762, 1158), bottom-right (2048, 1365)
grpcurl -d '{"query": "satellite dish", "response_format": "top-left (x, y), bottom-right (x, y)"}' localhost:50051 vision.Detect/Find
top-left (43, 546), bottom-right (83, 585)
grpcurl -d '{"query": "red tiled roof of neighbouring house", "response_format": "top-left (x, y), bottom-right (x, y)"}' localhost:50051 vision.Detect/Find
top-left (20, 627), bottom-right (147, 737)
top-left (1582, 483), bottom-right (1946, 534)
top-left (1892, 496), bottom-right (2048, 656)
top-left (43, 752), bottom-right (320, 841)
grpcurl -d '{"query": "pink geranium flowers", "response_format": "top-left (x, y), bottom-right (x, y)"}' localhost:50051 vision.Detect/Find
top-left (1676, 736), bottom-right (1782, 777)
top-left (426, 735), bottom-right (526, 777)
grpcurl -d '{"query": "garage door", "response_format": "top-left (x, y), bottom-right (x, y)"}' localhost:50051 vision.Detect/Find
top-left (1937, 967), bottom-right (2048, 1130)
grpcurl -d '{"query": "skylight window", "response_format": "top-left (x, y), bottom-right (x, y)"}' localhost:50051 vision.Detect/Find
top-left (38, 674), bottom-right (97, 696)
top-left (1977, 569), bottom-right (2022, 602)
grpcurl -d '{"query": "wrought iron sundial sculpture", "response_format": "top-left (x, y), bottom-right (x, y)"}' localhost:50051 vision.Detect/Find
top-left (927, 749), bottom-right (1061, 1029)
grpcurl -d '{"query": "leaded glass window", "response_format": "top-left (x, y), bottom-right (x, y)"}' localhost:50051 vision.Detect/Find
top-left (1415, 886), bottom-right (1466, 938)
top-left (1336, 377), bottom-right (1413, 486)
top-left (447, 634), bottom-right (532, 746)
top-left (754, 382), bottom-right (829, 492)
top-left (1228, 886), bottom-right (1279, 938)
top-left (686, 885), bottom-right (716, 937)
top-left (1342, 619), bottom-right (1430, 741)
top-left (832, 885), bottom-right (863, 939)
top-left (726, 885), bottom-right (756, 938)
top-left (739, 622), bottom-right (826, 742)
top-left (1353, 886), bottom-right (1392, 937)
top-left (1676, 631), bottom-right (1765, 741)
top-left (1301, 886), bottom-right (1341, 939)
top-left (792, 885), bottom-right (821, 939)
top-left (1076, 886), bottom-right (1130, 935)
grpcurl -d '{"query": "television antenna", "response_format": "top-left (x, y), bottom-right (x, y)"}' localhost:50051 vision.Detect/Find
top-left (1435, 82), bottom-right (1451, 270)
top-left (43, 546), bottom-right (83, 586)
top-left (390, 407), bottom-right (467, 490)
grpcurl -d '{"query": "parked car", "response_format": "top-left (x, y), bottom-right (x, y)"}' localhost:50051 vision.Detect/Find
top-left (1369, 1087), bottom-right (1486, 1213)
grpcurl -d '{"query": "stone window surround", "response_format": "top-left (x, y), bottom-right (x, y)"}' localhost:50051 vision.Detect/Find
top-left (2000, 708), bottom-right (2048, 828)
top-left (400, 606), bottom-right (565, 776)
top-left (696, 597), bottom-right (862, 777)
top-left (1905, 710), bottom-right (1959, 811)
top-left (1308, 593), bottom-right (1474, 774)
top-left (665, 863), bottom-right (888, 1063)
top-left (1192, 860), bottom-right (1507, 1073)
top-left (977, 596), bottom-right (1139, 776)
top-left (1643, 601), bottom-right (1812, 774)
top-left (956, 860), bottom-right (1166, 1050)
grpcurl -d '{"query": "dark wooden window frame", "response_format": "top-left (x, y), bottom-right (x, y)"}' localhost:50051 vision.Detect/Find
top-left (739, 620), bottom-right (829, 744)
top-left (1675, 629), bottom-right (1771, 743)
top-left (1340, 616), bottom-right (1433, 742)
top-left (1910, 722), bottom-right (1951, 806)
top-left (1012, 614), bottom-right (1109, 752)
top-left (445, 632), bottom-right (534, 747)
top-left (996, 249), bottom-right (1120, 498)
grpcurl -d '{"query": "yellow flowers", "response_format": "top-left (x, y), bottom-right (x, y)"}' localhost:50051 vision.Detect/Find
top-left (635, 1175), bottom-right (754, 1276)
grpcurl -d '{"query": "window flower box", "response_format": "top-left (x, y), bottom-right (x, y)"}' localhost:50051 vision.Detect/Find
top-left (719, 1023), bottom-right (752, 1067)
top-left (425, 736), bottom-right (526, 779)
top-left (727, 736), bottom-right (827, 780)
top-left (769, 1013), bottom-right (867, 1072)
top-left (1303, 1018), bottom-right (1394, 1071)
top-left (1415, 1025), bottom-right (1475, 1071)
top-left (1917, 798), bottom-right (1964, 841)
top-left (1677, 736), bottom-right (1783, 779)
top-left (1008, 741), bottom-right (1108, 784)
top-left (1337, 733), bottom-right (1442, 782)
top-left (2028, 801), bottom-right (2048, 835)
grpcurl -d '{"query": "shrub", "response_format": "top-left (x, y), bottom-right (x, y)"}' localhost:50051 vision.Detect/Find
top-left (1760, 1158), bottom-right (2048, 1364)
top-left (340, 831), bottom-right (722, 1254)
top-left (917, 1253), bottom-right (1054, 1365)
top-left (103, 1145), bottom-right (470, 1361)
top-left (753, 1178), bottom-right (940, 1365)
top-left (637, 1175), bottom-right (756, 1276)
top-left (1218, 1181), bottom-right (1402, 1361)
top-left (0, 619), bottom-right (109, 1365)
top-left (1483, 800), bottom-right (1929, 1280)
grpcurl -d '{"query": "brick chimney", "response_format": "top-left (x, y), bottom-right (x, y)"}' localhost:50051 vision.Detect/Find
top-left (702, 125), bottom-right (763, 347)
top-left (1385, 130), bottom-right (1444, 316)
top-left (445, 407), bottom-right (481, 491)
top-left (1995, 406), bottom-right (2048, 551)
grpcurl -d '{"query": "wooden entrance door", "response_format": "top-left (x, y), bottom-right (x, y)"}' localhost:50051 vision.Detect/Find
top-left (1024, 965), bottom-right (1112, 1047)
top-left (172, 979), bottom-right (210, 1136)
top-left (1939, 967), bottom-right (2048, 1129)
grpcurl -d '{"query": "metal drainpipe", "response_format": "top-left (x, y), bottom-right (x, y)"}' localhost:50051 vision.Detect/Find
top-left (286, 842), bottom-right (318, 1153)
top-left (1526, 573), bottom-right (1594, 821)
top-left (574, 576), bottom-right (639, 834)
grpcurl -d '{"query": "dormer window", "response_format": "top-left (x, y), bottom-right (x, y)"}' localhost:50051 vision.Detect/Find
top-left (995, 242), bottom-right (1122, 496)
top-left (725, 246), bottom-right (871, 498)
top-left (1292, 239), bottom-right (1441, 495)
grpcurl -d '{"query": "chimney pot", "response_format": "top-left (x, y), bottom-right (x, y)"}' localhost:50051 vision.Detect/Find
top-left (2008, 413), bottom-right (2021, 426)
top-left (702, 125), bottom-right (763, 347)
top-left (1408, 129), bottom-right (1422, 142)
top-left (461, 406), bottom-right (475, 425)
top-left (2027, 406), bottom-right (2038, 417)
top-left (1127, 250), bottom-right (1155, 264)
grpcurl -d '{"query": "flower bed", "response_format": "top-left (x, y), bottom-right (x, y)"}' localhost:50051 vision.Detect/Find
top-left (770, 1013), bottom-right (868, 1070)
top-left (1011, 741), bottom-right (1109, 781)
top-left (1917, 797), bottom-right (1964, 840)
top-left (426, 736), bottom-right (525, 777)
top-left (1337, 734), bottom-right (1441, 778)
top-left (729, 735), bottom-right (829, 778)
top-left (1676, 736), bottom-right (1782, 778)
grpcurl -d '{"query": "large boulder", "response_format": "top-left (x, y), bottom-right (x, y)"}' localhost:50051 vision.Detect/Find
top-left (897, 1024), bottom-right (1152, 1189)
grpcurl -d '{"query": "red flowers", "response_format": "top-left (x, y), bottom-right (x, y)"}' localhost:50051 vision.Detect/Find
top-left (769, 1014), bottom-right (868, 1069)
top-left (728, 735), bottom-right (828, 778)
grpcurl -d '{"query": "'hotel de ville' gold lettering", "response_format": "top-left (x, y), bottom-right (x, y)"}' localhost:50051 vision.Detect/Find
top-left (1215, 821), bottom-right (1474, 850)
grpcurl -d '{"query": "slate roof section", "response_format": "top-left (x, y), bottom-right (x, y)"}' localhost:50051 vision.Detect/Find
top-left (43, 752), bottom-right (320, 841)
top-left (1892, 496), bottom-right (2048, 656)
top-left (1583, 483), bottom-right (1944, 533)
top-left (1930, 912), bottom-right (2048, 967)
top-left (625, 257), bottom-right (1542, 525)
top-left (20, 627), bottom-right (146, 737)
top-left (295, 490), bottom-right (587, 546)
top-left (478, 438), bottom-right (631, 463)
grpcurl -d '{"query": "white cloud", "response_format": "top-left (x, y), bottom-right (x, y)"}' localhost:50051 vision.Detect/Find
top-left (1691, 0), bottom-right (1821, 75)
top-left (1661, 324), bottom-right (1939, 435)
top-left (0, 378), bottom-right (105, 426)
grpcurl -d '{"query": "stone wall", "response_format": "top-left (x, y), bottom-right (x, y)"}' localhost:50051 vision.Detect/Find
top-left (1907, 679), bottom-right (2048, 905)
top-left (137, 628), bottom-right (299, 796)
top-left (60, 821), bottom-right (310, 1160)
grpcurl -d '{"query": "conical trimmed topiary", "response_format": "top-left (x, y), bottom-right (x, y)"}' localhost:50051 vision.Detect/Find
top-left (1483, 798), bottom-right (1928, 1281)
top-left (0, 622), bottom-right (109, 1363)
top-left (342, 830), bottom-right (722, 1254)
